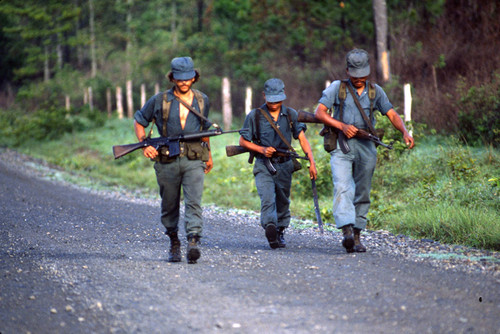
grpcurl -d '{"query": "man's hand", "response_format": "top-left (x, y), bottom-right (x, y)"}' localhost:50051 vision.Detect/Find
top-left (403, 132), bottom-right (415, 149)
top-left (341, 123), bottom-right (358, 138)
top-left (204, 157), bottom-right (213, 174)
top-left (261, 146), bottom-right (276, 157)
top-left (308, 160), bottom-right (318, 180)
top-left (142, 146), bottom-right (158, 159)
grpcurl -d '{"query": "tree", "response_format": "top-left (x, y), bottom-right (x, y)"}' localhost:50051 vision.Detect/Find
top-left (0, 0), bottom-right (81, 83)
top-left (372, 0), bottom-right (390, 82)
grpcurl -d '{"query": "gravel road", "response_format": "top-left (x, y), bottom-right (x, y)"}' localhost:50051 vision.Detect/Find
top-left (1, 149), bottom-right (499, 334)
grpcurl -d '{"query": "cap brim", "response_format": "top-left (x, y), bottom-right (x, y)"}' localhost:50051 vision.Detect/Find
top-left (348, 66), bottom-right (370, 78)
top-left (173, 71), bottom-right (196, 80)
top-left (265, 93), bottom-right (286, 103)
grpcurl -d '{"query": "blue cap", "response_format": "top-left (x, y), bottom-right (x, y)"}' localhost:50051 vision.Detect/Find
top-left (171, 57), bottom-right (196, 80)
top-left (346, 49), bottom-right (370, 78)
top-left (264, 78), bottom-right (286, 103)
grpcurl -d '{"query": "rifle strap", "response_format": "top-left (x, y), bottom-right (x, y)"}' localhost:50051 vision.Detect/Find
top-left (257, 108), bottom-right (296, 152)
top-left (344, 81), bottom-right (377, 135)
top-left (175, 89), bottom-right (216, 130)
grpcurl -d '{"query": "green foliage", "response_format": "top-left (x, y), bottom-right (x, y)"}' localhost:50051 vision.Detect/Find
top-left (456, 72), bottom-right (500, 148)
top-left (368, 136), bottom-right (499, 249)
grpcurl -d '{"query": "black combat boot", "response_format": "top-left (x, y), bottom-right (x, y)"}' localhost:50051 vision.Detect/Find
top-left (265, 224), bottom-right (279, 249)
top-left (277, 227), bottom-right (286, 248)
top-left (353, 228), bottom-right (367, 252)
top-left (342, 225), bottom-right (354, 253)
top-left (166, 230), bottom-right (181, 262)
top-left (186, 234), bottom-right (201, 264)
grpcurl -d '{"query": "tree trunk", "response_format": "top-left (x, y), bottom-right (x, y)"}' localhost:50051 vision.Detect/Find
top-left (197, 0), bottom-right (204, 32)
top-left (372, 0), bottom-right (390, 83)
top-left (44, 46), bottom-right (50, 83)
top-left (88, 86), bottom-right (93, 111)
top-left (89, 0), bottom-right (97, 78)
top-left (171, 1), bottom-right (177, 47)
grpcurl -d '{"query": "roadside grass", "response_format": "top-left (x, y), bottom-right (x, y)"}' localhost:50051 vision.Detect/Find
top-left (3, 114), bottom-right (499, 251)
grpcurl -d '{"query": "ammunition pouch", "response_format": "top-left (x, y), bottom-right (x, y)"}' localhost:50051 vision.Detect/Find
top-left (320, 126), bottom-right (337, 153)
top-left (185, 141), bottom-right (210, 162)
top-left (153, 146), bottom-right (177, 164)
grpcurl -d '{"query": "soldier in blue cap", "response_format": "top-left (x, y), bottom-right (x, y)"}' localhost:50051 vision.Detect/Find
top-left (239, 78), bottom-right (317, 249)
top-left (314, 49), bottom-right (414, 253)
top-left (133, 57), bottom-right (212, 264)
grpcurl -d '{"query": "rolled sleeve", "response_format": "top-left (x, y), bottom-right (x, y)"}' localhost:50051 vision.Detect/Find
top-left (239, 109), bottom-right (257, 142)
top-left (374, 85), bottom-right (393, 115)
top-left (318, 80), bottom-right (341, 109)
top-left (134, 95), bottom-right (157, 127)
top-left (287, 108), bottom-right (307, 139)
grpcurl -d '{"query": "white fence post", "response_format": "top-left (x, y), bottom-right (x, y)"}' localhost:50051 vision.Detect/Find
top-left (404, 83), bottom-right (413, 136)
top-left (222, 77), bottom-right (232, 130)
top-left (141, 83), bottom-right (146, 107)
top-left (245, 86), bottom-right (252, 115)
top-left (116, 86), bottom-right (123, 119)
top-left (126, 80), bottom-right (133, 118)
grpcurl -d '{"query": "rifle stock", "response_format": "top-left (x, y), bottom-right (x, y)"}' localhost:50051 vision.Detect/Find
top-left (225, 145), bottom-right (249, 157)
top-left (112, 142), bottom-right (148, 159)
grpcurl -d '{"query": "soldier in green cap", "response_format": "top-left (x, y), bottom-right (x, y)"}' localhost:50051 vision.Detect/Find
top-left (134, 56), bottom-right (212, 264)
top-left (239, 78), bottom-right (317, 249)
top-left (314, 49), bottom-right (414, 253)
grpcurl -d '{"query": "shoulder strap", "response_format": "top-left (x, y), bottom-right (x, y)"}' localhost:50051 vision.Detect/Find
top-left (344, 81), bottom-right (377, 134)
top-left (161, 91), bottom-right (172, 137)
top-left (175, 90), bottom-right (218, 130)
top-left (258, 108), bottom-right (295, 152)
top-left (338, 80), bottom-right (348, 121)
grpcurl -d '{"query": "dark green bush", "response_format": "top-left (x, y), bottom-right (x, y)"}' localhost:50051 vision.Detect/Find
top-left (456, 72), bottom-right (500, 147)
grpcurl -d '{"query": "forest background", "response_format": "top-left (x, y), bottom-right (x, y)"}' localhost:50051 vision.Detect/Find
top-left (0, 0), bottom-right (499, 250)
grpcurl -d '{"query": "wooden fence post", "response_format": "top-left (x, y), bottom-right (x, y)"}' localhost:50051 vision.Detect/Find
top-left (404, 83), bottom-right (413, 136)
top-left (155, 82), bottom-right (160, 95)
top-left (106, 88), bottom-right (112, 117)
top-left (65, 95), bottom-right (70, 112)
top-left (245, 86), bottom-right (252, 115)
top-left (126, 80), bottom-right (133, 118)
top-left (116, 86), bottom-right (124, 119)
top-left (141, 83), bottom-right (146, 107)
top-left (222, 77), bottom-right (232, 130)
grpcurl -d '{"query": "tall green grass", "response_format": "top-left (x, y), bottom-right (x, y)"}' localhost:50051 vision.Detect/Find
top-left (2, 112), bottom-right (499, 250)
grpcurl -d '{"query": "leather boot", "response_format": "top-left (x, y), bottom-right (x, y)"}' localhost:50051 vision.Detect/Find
top-left (166, 231), bottom-right (181, 262)
top-left (265, 224), bottom-right (279, 249)
top-left (353, 228), bottom-right (366, 252)
top-left (186, 234), bottom-right (201, 264)
top-left (277, 227), bottom-right (286, 248)
top-left (342, 225), bottom-right (354, 253)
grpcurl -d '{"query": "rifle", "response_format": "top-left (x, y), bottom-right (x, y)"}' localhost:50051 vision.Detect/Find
top-left (297, 110), bottom-right (393, 152)
top-left (226, 145), bottom-right (309, 175)
top-left (226, 146), bottom-right (324, 232)
top-left (113, 129), bottom-right (239, 159)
